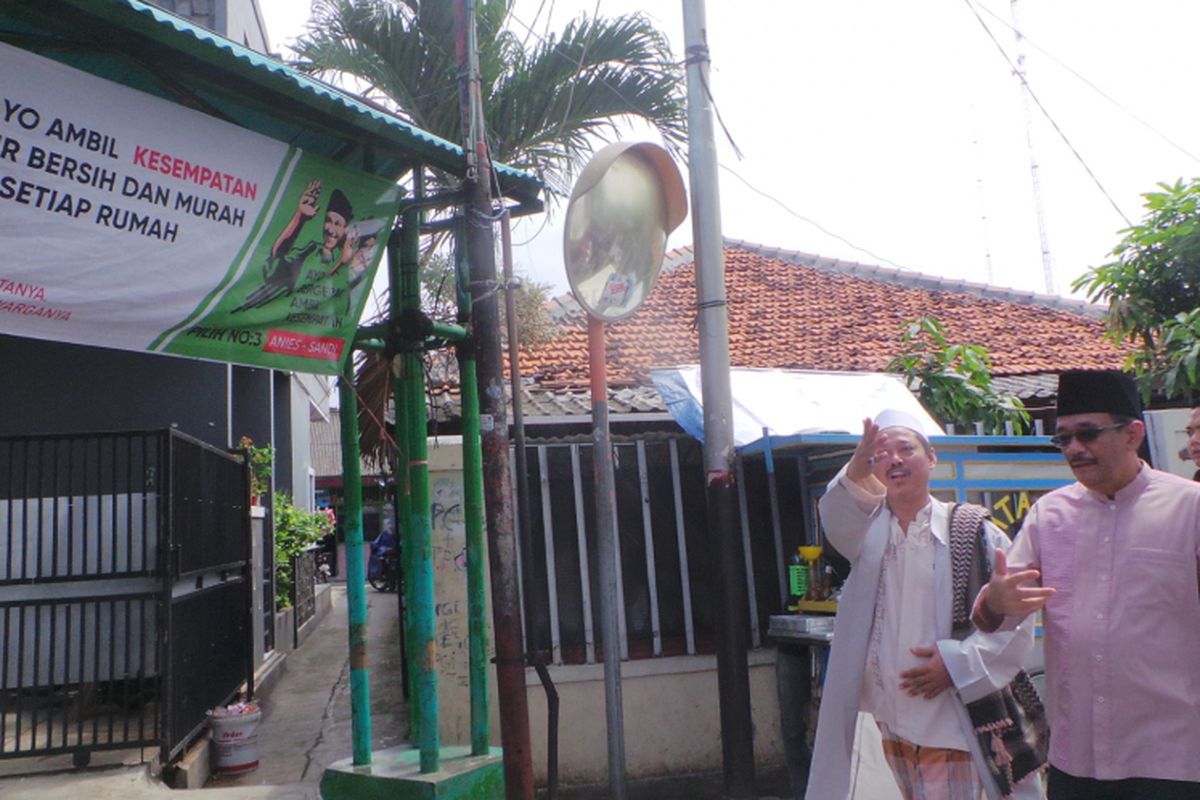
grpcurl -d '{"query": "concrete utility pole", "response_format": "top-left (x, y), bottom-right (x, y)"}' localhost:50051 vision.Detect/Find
top-left (681, 2), bottom-right (756, 797)
top-left (454, 1), bottom-right (535, 798)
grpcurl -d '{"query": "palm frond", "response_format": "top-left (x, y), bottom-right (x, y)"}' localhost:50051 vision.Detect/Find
top-left (294, 0), bottom-right (687, 448)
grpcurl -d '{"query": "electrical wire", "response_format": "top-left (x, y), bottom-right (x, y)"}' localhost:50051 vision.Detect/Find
top-left (718, 163), bottom-right (910, 271)
top-left (968, 0), bottom-right (1200, 166)
top-left (962, 0), bottom-right (1134, 227)
top-left (500, 7), bottom-right (910, 276)
top-left (549, 0), bottom-right (604, 152)
top-left (511, 212), bottom-right (551, 247)
top-left (683, 43), bottom-right (743, 161)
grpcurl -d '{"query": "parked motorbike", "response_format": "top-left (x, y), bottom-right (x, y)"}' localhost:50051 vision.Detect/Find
top-left (314, 533), bottom-right (335, 583)
top-left (368, 529), bottom-right (399, 592)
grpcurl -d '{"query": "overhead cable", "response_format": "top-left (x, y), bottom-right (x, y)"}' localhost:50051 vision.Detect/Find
top-left (719, 164), bottom-right (910, 271)
top-left (963, 0), bottom-right (1133, 227)
top-left (970, 0), bottom-right (1200, 166)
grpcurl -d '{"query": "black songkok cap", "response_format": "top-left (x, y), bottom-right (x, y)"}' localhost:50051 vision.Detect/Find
top-left (326, 188), bottom-right (354, 222)
top-left (1056, 370), bottom-right (1142, 419)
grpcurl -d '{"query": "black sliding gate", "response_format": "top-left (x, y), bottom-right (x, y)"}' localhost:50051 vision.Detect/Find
top-left (0, 430), bottom-right (252, 765)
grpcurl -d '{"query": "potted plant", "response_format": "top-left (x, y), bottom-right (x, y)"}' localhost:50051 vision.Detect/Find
top-left (237, 435), bottom-right (274, 506)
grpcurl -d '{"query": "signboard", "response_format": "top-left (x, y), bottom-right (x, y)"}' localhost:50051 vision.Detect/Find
top-left (0, 42), bottom-right (399, 374)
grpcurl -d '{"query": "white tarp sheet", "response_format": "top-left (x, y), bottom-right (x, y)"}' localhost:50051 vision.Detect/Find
top-left (650, 366), bottom-right (942, 447)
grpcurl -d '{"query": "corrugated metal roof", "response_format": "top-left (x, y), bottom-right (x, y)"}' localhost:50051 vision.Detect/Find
top-left (1, 0), bottom-right (542, 204)
top-left (512, 376), bottom-right (1060, 420)
top-left (418, 377), bottom-right (1059, 422)
top-left (311, 409), bottom-right (388, 479)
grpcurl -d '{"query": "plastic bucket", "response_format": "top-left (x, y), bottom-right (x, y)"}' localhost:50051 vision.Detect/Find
top-left (208, 702), bottom-right (262, 774)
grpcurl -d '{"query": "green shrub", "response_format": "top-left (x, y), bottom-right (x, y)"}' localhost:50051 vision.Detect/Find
top-left (273, 492), bottom-right (333, 610)
top-left (888, 316), bottom-right (1030, 434)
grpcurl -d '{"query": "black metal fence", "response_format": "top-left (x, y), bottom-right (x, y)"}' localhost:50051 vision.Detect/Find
top-left (0, 430), bottom-right (251, 765)
top-left (292, 548), bottom-right (317, 640)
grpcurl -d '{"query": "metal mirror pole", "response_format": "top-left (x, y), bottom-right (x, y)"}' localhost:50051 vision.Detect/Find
top-left (588, 314), bottom-right (627, 800)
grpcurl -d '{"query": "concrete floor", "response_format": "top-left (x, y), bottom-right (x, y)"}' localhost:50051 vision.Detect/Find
top-left (206, 584), bottom-right (409, 790)
top-left (0, 583), bottom-right (408, 800)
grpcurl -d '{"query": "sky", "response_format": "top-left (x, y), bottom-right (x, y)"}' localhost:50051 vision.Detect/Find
top-left (258, 1), bottom-right (1200, 300)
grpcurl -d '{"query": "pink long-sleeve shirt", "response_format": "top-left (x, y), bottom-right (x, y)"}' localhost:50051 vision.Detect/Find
top-left (976, 465), bottom-right (1200, 782)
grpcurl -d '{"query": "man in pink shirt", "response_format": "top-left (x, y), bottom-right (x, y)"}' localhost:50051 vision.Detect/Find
top-left (976, 370), bottom-right (1200, 800)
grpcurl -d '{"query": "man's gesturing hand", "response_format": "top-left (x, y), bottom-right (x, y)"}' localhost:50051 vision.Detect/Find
top-left (846, 417), bottom-right (889, 485)
top-left (900, 646), bottom-right (952, 699)
top-left (982, 548), bottom-right (1056, 620)
top-left (298, 179), bottom-right (322, 220)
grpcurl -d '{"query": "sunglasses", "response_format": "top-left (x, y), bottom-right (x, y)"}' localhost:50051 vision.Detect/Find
top-left (1049, 421), bottom-right (1130, 449)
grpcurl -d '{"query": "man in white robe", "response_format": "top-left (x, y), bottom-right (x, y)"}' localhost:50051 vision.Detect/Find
top-left (804, 410), bottom-right (1043, 800)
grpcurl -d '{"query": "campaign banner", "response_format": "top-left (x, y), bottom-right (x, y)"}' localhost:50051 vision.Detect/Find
top-left (0, 42), bottom-right (399, 374)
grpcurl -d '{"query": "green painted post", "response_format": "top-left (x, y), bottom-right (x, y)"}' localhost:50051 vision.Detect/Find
top-left (400, 204), bottom-right (440, 774)
top-left (455, 233), bottom-right (490, 756)
top-left (337, 368), bottom-right (373, 766)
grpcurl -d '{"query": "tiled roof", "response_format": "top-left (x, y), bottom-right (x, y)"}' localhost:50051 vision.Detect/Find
top-left (522, 240), bottom-right (1126, 392)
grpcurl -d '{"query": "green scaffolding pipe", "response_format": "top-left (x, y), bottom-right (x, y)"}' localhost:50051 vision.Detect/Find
top-left (355, 338), bottom-right (388, 353)
top-left (400, 203), bottom-right (440, 774)
top-left (455, 234), bottom-right (490, 757)
top-left (355, 320), bottom-right (468, 346)
top-left (337, 367), bottom-right (373, 766)
top-left (429, 320), bottom-right (469, 341)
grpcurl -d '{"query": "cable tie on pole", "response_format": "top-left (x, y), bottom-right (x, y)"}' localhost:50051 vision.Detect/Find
top-left (684, 44), bottom-right (710, 66)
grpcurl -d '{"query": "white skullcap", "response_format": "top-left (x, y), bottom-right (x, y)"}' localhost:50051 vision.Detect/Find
top-left (873, 408), bottom-right (929, 435)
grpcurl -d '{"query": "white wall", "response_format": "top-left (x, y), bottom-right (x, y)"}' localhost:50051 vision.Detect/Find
top-left (217, 0), bottom-right (270, 52)
top-left (1144, 408), bottom-right (1196, 479)
top-left (288, 375), bottom-right (318, 509)
top-left (524, 652), bottom-right (784, 785)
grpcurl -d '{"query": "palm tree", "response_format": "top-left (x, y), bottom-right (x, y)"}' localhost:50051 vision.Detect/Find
top-left (292, 0), bottom-right (687, 196)
top-left (291, 0), bottom-right (687, 463)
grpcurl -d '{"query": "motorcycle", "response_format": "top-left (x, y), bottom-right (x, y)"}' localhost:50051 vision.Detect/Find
top-left (314, 532), bottom-right (335, 583)
top-left (367, 529), bottom-right (399, 592)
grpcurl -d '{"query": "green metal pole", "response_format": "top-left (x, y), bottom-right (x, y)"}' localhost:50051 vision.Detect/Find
top-left (400, 202), bottom-right (440, 773)
top-left (337, 367), bottom-right (372, 766)
top-left (455, 231), bottom-right (490, 757)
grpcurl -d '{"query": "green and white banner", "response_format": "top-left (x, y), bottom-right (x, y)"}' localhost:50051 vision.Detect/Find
top-left (0, 42), bottom-right (399, 374)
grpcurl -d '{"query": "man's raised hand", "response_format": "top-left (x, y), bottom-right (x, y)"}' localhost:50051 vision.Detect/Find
top-left (298, 179), bottom-right (322, 220)
top-left (846, 417), bottom-right (889, 485)
top-left (983, 548), bottom-right (1056, 620)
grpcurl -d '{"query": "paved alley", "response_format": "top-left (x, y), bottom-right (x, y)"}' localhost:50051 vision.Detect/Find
top-left (2, 583), bottom-right (411, 800)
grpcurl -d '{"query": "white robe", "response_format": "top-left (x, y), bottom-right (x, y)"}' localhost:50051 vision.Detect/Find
top-left (804, 465), bottom-right (1044, 800)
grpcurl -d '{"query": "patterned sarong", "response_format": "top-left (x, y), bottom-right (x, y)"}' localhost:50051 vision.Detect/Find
top-left (878, 723), bottom-right (984, 800)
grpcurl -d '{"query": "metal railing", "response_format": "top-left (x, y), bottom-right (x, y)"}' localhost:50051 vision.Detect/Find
top-left (292, 548), bottom-right (317, 637)
top-left (513, 436), bottom-right (777, 665)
